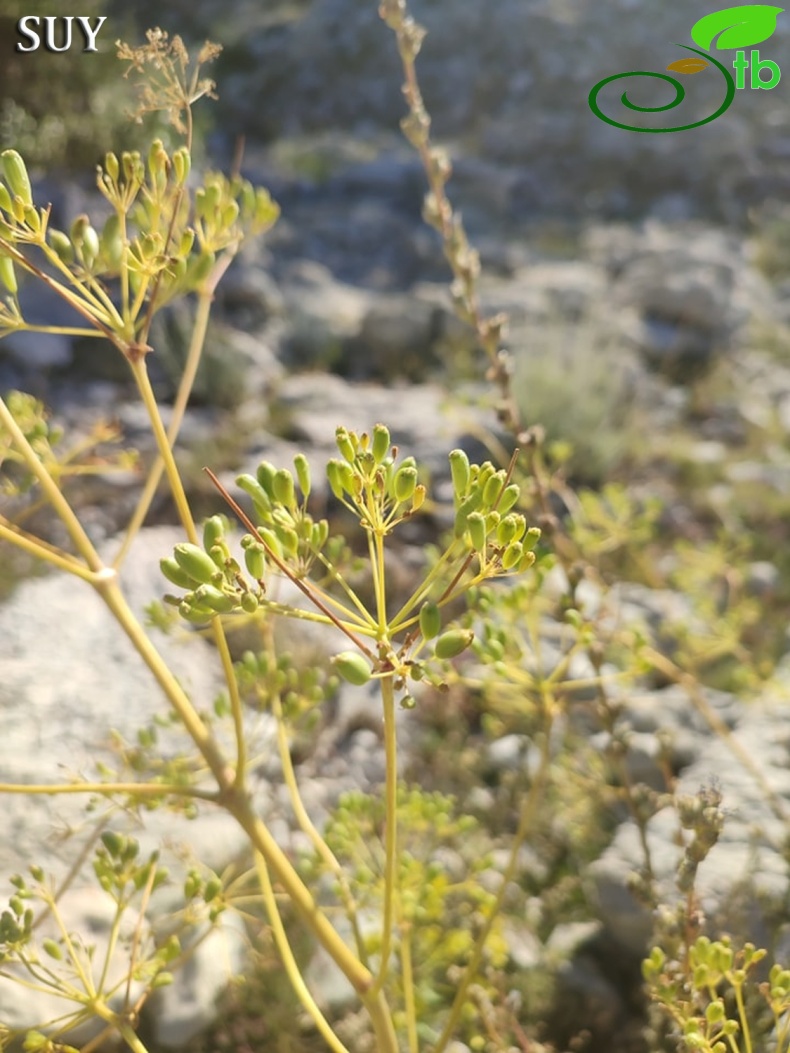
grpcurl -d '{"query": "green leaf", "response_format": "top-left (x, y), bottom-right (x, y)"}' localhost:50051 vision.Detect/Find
top-left (690, 5), bottom-right (784, 51)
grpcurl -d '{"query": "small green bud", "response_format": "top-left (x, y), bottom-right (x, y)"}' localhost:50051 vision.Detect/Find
top-left (435, 628), bottom-right (474, 660)
top-left (466, 511), bottom-right (487, 552)
top-left (160, 556), bottom-right (198, 590)
top-left (372, 423), bottom-right (391, 464)
top-left (394, 465), bottom-right (418, 503)
top-left (1, 150), bottom-right (32, 207)
top-left (449, 448), bottom-right (470, 498)
top-left (173, 543), bottom-right (222, 586)
top-left (335, 426), bottom-right (357, 463)
top-left (0, 182), bottom-right (12, 213)
top-left (331, 651), bottom-right (372, 686)
top-left (523, 526), bottom-right (542, 551)
top-left (294, 453), bottom-right (311, 498)
top-left (273, 468), bottom-right (296, 507)
top-left (419, 601), bottom-right (442, 640)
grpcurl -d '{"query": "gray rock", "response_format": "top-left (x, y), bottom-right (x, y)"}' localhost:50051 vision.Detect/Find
top-left (148, 912), bottom-right (249, 1048)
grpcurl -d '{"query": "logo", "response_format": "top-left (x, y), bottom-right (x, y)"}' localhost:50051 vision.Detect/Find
top-left (589, 4), bottom-right (783, 132)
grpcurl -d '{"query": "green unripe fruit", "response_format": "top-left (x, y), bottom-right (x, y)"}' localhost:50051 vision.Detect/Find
top-left (173, 543), bottom-right (221, 586)
top-left (70, 214), bottom-right (100, 268)
top-left (435, 628), bottom-right (475, 660)
top-left (236, 473), bottom-right (271, 516)
top-left (1, 150), bottom-right (32, 207)
top-left (202, 515), bottom-right (225, 554)
top-left (518, 549), bottom-right (537, 572)
top-left (449, 448), bottom-right (470, 498)
top-left (335, 426), bottom-right (357, 463)
top-left (104, 151), bottom-right (120, 183)
top-left (311, 519), bottom-right (329, 550)
top-left (48, 229), bottom-right (73, 267)
top-left (498, 484), bottom-right (520, 515)
top-left (160, 556), bottom-right (197, 590)
top-left (172, 146), bottom-right (191, 185)
top-left (241, 591), bottom-right (260, 614)
top-left (327, 458), bottom-right (353, 500)
top-left (419, 601), bottom-right (442, 640)
top-left (372, 423), bottom-right (391, 464)
top-left (454, 489), bottom-right (483, 537)
top-left (523, 526), bottom-right (542, 552)
top-left (0, 253), bottom-right (17, 295)
top-left (195, 585), bottom-right (236, 613)
top-left (466, 511), bottom-right (487, 552)
top-left (501, 540), bottom-right (523, 570)
top-left (331, 651), bottom-right (372, 686)
top-left (483, 470), bottom-right (506, 507)
top-left (186, 250), bottom-right (215, 286)
top-left (294, 453), bottom-right (311, 498)
top-left (394, 465), bottom-right (418, 503)
top-left (203, 876), bottom-right (222, 903)
top-left (101, 831), bottom-right (125, 857)
top-left (244, 542), bottom-right (266, 580)
top-left (100, 213), bottom-right (124, 270)
top-left (273, 468), bottom-right (296, 507)
top-left (42, 938), bottom-right (63, 961)
top-left (496, 514), bottom-right (520, 547)
top-left (258, 527), bottom-right (283, 560)
top-left (178, 601), bottom-right (214, 623)
top-left (399, 694), bottom-right (416, 710)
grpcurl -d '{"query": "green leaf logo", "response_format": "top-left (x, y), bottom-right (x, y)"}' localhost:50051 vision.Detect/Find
top-left (690, 4), bottom-right (783, 50)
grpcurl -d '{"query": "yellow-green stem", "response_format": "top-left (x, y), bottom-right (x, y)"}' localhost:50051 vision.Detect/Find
top-left (0, 518), bottom-right (95, 581)
top-left (271, 682), bottom-right (369, 965)
top-left (400, 921), bottom-right (419, 1053)
top-left (373, 674), bottom-right (398, 996)
top-left (252, 850), bottom-right (352, 1053)
top-left (129, 358), bottom-right (198, 544)
top-left (114, 289), bottom-right (214, 567)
